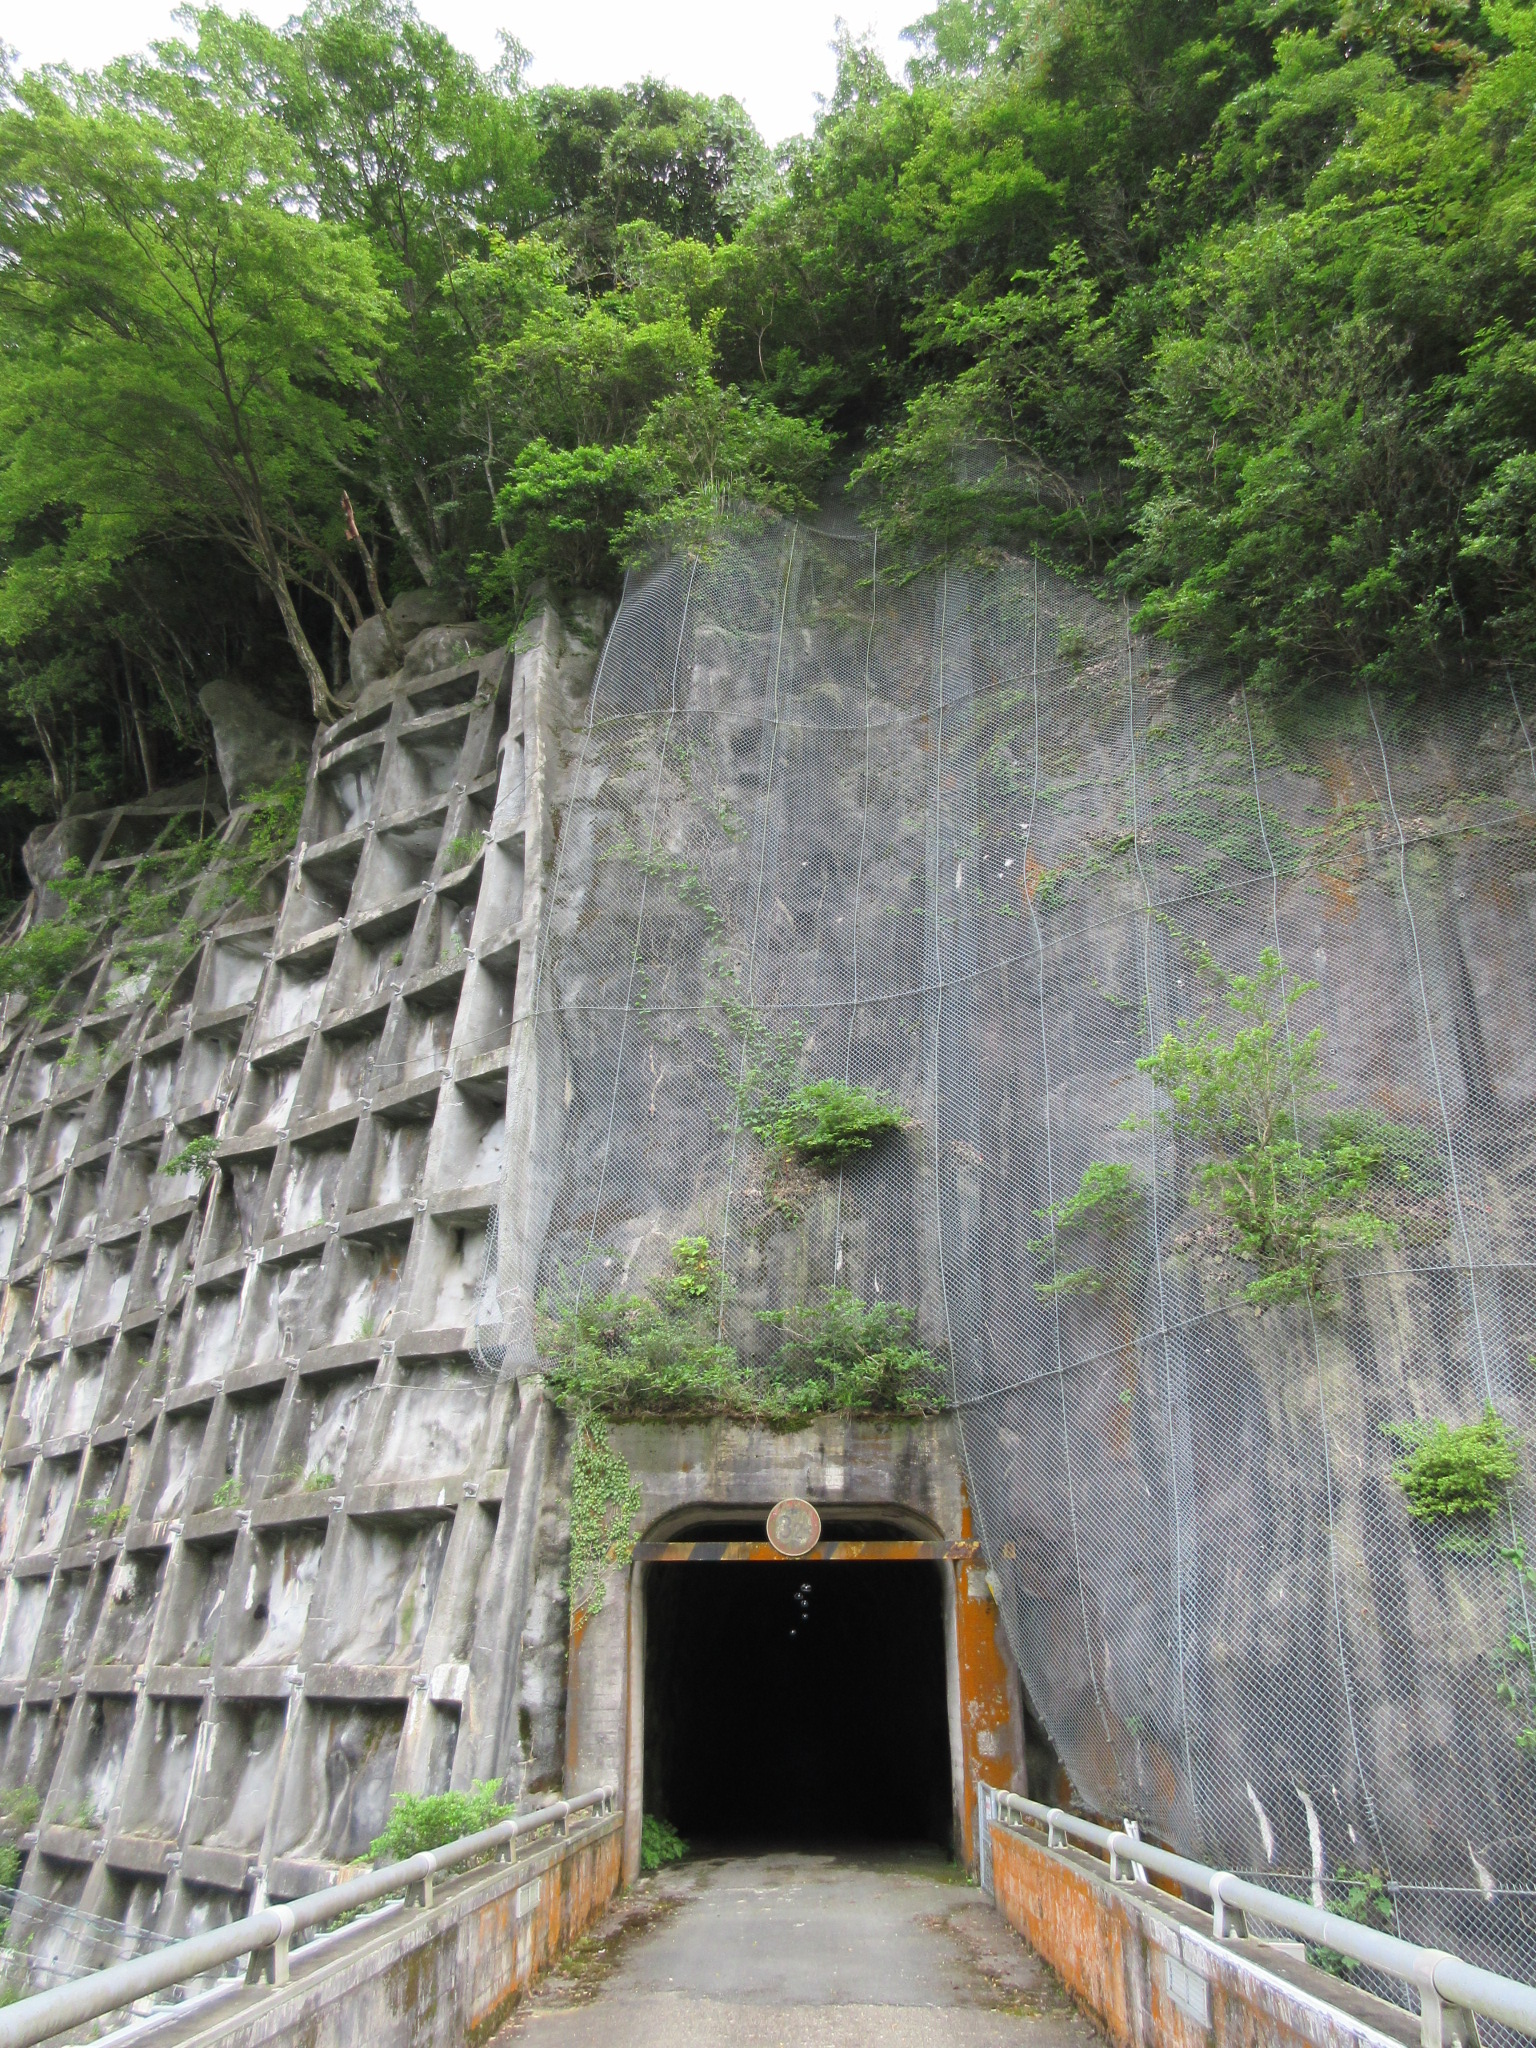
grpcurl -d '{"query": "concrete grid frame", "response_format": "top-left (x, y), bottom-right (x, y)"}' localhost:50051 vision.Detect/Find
top-left (0, 600), bottom-right (606, 1982)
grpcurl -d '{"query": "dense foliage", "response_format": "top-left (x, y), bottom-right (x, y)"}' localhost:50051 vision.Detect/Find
top-left (541, 1238), bottom-right (948, 1426)
top-left (3, 0), bottom-right (1533, 895)
top-left (640, 1814), bottom-right (689, 1871)
top-left (1386, 1407), bottom-right (1525, 1519)
top-left (368, 1781), bottom-right (511, 1861)
top-left (764, 1080), bottom-right (908, 1166)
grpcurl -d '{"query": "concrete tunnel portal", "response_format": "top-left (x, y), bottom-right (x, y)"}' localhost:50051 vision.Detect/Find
top-left (640, 1521), bottom-right (956, 1850)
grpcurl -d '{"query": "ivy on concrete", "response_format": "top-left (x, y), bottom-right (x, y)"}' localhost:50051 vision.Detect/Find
top-left (568, 1414), bottom-right (643, 1617)
top-left (541, 1241), bottom-right (751, 1424)
top-left (1497, 1539), bottom-right (1536, 1755)
top-left (709, 1000), bottom-right (906, 1176)
top-left (1386, 1407), bottom-right (1535, 1755)
top-left (0, 1789), bottom-right (39, 1894)
top-left (1030, 1162), bottom-right (1143, 1299)
top-left (541, 1240), bottom-right (946, 1427)
top-left (759, 1291), bottom-right (948, 1418)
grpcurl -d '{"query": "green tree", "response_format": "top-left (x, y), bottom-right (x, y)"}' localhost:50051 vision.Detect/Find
top-left (531, 80), bottom-right (773, 287)
top-left (459, 233), bottom-right (828, 611)
top-left (0, 49), bottom-right (392, 718)
top-left (193, 0), bottom-right (544, 591)
top-left (853, 240), bottom-right (1131, 565)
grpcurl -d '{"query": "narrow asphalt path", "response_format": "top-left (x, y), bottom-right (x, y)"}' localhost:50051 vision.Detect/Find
top-left (495, 1849), bottom-right (1105, 2048)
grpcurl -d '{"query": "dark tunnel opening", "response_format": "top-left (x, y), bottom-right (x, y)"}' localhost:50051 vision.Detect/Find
top-left (643, 1559), bottom-right (954, 1850)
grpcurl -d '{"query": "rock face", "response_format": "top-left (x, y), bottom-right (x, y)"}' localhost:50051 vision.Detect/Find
top-left (20, 815), bottom-right (101, 916)
top-left (390, 586), bottom-right (462, 635)
top-left (348, 588), bottom-right (470, 692)
top-left (198, 681), bottom-right (312, 805)
top-left (402, 621), bottom-right (492, 678)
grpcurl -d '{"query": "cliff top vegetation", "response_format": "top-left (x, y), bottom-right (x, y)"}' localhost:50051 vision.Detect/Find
top-left (1, 0), bottom-right (1532, 895)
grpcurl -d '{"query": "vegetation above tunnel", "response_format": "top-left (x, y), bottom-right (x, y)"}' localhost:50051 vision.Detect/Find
top-left (2, 0), bottom-right (1534, 901)
top-left (546, 1239), bottom-right (949, 1615)
top-left (540, 1238), bottom-right (948, 1427)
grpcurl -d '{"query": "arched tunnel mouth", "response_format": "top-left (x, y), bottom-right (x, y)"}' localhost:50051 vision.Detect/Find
top-left (642, 1523), bottom-right (954, 1852)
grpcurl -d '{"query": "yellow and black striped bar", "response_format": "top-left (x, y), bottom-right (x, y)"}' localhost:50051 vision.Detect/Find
top-left (630, 1540), bottom-right (981, 1563)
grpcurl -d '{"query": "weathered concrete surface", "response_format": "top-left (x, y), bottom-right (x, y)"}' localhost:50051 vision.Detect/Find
top-left (129, 1813), bottom-right (621, 2048)
top-left (497, 1850), bottom-right (1104, 2046)
top-left (0, 612), bottom-right (574, 1976)
top-left (988, 1821), bottom-right (1418, 2048)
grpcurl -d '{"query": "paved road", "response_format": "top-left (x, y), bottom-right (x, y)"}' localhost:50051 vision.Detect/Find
top-left (496, 1849), bottom-right (1105, 2048)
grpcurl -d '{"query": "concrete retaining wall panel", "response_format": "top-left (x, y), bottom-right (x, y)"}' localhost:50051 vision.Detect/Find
top-left (133, 1815), bottom-right (620, 2048)
top-left (989, 1822), bottom-right (1417, 2048)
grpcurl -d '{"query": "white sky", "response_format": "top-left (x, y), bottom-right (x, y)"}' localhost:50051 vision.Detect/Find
top-left (6, 0), bottom-right (924, 146)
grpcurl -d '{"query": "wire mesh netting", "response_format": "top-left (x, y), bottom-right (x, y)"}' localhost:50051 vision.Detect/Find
top-left (478, 521), bottom-right (1536, 2001)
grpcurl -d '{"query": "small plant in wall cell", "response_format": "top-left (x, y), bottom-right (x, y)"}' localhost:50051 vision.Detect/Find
top-left (160, 1135), bottom-right (220, 1183)
top-left (443, 832), bottom-right (485, 873)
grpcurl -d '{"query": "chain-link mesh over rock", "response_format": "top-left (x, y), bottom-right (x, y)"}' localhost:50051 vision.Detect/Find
top-left (477, 520), bottom-right (1536, 2001)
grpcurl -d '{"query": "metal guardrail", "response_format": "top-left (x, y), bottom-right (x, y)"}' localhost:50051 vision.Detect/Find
top-left (979, 1785), bottom-right (1533, 2048)
top-left (0, 1787), bottom-right (617, 2048)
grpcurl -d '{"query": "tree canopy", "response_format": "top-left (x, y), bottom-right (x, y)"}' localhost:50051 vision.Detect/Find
top-left (1, 0), bottom-right (1532, 888)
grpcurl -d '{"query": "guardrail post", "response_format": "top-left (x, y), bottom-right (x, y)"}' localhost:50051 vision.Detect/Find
top-left (1047, 1807), bottom-right (1066, 1850)
top-left (404, 1871), bottom-right (434, 1910)
top-left (1210, 1874), bottom-right (1249, 1941)
top-left (1420, 1956), bottom-right (1482, 2048)
top-left (244, 1908), bottom-right (294, 1988)
top-left (977, 1785), bottom-right (993, 1899)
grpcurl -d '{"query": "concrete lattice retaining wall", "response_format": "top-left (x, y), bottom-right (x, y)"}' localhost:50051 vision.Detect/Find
top-left (0, 600), bottom-right (609, 1984)
top-left (120, 1813), bottom-right (621, 2048)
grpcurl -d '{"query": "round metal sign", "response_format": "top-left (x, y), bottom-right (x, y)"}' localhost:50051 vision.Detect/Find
top-left (766, 1497), bottom-right (821, 1557)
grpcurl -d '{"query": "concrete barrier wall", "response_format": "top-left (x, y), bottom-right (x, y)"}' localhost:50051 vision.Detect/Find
top-left (131, 1814), bottom-right (622, 2048)
top-left (989, 1820), bottom-right (1420, 2048)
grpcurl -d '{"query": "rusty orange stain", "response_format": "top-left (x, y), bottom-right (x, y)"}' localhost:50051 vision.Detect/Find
top-left (1318, 867), bottom-right (1359, 917)
top-left (564, 1604), bottom-right (591, 1786)
top-left (955, 1490), bottom-right (1022, 1868)
top-left (465, 1824), bottom-right (622, 2043)
top-left (988, 1818), bottom-right (1333, 2048)
top-left (1021, 852), bottom-right (1045, 905)
top-left (992, 1826), bottom-right (1135, 2045)
top-left (1313, 749), bottom-right (1368, 920)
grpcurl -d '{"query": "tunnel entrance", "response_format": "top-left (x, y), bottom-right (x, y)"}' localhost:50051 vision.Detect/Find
top-left (642, 1541), bottom-right (954, 1850)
